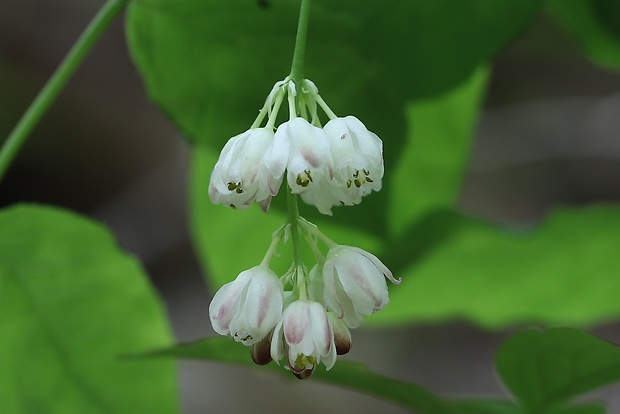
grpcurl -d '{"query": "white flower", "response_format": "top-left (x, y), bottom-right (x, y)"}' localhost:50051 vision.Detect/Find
top-left (209, 127), bottom-right (282, 212)
top-left (266, 117), bottom-right (337, 215)
top-left (209, 265), bottom-right (284, 345)
top-left (270, 299), bottom-right (337, 379)
top-left (323, 116), bottom-right (384, 205)
top-left (322, 245), bottom-right (400, 328)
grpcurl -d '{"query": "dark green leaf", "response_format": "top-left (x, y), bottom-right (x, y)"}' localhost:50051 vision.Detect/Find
top-left (370, 206), bottom-right (620, 328)
top-left (545, 405), bottom-right (605, 414)
top-left (359, 0), bottom-right (540, 98)
top-left (496, 327), bottom-right (620, 412)
top-left (144, 336), bottom-right (520, 414)
top-left (126, 0), bottom-right (539, 141)
top-left (0, 205), bottom-right (178, 413)
top-left (547, 0), bottom-right (620, 70)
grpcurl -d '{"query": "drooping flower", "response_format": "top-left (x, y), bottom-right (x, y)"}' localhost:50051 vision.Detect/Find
top-left (270, 299), bottom-right (337, 379)
top-left (321, 245), bottom-right (400, 328)
top-left (209, 265), bottom-right (284, 345)
top-left (323, 116), bottom-right (384, 205)
top-left (265, 117), bottom-right (337, 215)
top-left (209, 127), bottom-right (282, 212)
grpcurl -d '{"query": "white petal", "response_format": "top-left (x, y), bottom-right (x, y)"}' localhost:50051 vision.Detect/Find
top-left (208, 269), bottom-right (254, 335)
top-left (241, 269), bottom-right (284, 341)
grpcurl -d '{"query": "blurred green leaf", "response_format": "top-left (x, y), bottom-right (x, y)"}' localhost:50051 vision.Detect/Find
top-left (388, 65), bottom-right (488, 236)
top-left (0, 205), bottom-right (178, 413)
top-left (144, 336), bottom-right (521, 414)
top-left (496, 327), bottom-right (620, 413)
top-left (359, 0), bottom-right (540, 98)
top-left (545, 405), bottom-right (605, 414)
top-left (126, 0), bottom-right (539, 139)
top-left (547, 0), bottom-right (620, 70)
top-left (371, 206), bottom-right (620, 328)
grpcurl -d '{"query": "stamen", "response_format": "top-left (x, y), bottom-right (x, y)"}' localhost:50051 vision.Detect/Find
top-left (227, 181), bottom-right (244, 194)
top-left (296, 174), bottom-right (310, 187)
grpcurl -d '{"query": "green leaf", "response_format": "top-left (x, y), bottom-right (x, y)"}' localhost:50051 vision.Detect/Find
top-left (0, 205), bottom-right (178, 413)
top-left (370, 205), bottom-right (620, 328)
top-left (545, 405), bottom-right (605, 414)
top-left (143, 336), bottom-right (520, 414)
top-left (388, 65), bottom-right (489, 236)
top-left (126, 0), bottom-right (539, 138)
top-left (496, 327), bottom-right (620, 413)
top-left (358, 0), bottom-right (540, 98)
top-left (547, 0), bottom-right (620, 70)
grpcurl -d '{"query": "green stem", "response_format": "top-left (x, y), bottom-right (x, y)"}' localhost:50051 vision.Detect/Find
top-left (289, 0), bottom-right (312, 84)
top-left (0, 0), bottom-right (130, 182)
top-left (287, 188), bottom-right (304, 268)
top-left (287, 187), bottom-right (309, 299)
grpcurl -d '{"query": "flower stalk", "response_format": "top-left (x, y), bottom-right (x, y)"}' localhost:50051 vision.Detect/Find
top-left (0, 0), bottom-right (130, 182)
top-left (289, 0), bottom-right (313, 85)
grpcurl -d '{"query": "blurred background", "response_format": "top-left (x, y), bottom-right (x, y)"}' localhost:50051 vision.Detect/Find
top-left (1, 0), bottom-right (620, 412)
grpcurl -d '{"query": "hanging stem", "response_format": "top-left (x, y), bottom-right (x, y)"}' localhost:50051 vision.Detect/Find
top-left (0, 0), bottom-right (130, 182)
top-left (289, 0), bottom-right (312, 85)
top-left (287, 186), bottom-right (309, 299)
top-left (287, 187), bottom-right (304, 269)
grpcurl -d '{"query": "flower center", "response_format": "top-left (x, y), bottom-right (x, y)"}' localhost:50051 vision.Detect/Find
top-left (227, 181), bottom-right (244, 194)
top-left (346, 169), bottom-right (373, 188)
top-left (295, 170), bottom-right (314, 187)
top-left (294, 353), bottom-right (316, 370)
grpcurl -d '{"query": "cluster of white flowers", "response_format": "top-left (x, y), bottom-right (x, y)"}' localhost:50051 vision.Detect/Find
top-left (209, 77), bottom-right (384, 215)
top-left (208, 77), bottom-right (400, 379)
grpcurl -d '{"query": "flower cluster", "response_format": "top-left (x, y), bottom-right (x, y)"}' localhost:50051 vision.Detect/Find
top-left (209, 220), bottom-right (400, 379)
top-left (208, 76), bottom-right (399, 379)
top-left (209, 77), bottom-right (384, 215)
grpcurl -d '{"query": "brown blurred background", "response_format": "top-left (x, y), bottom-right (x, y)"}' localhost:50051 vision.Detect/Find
top-left (1, 1), bottom-right (620, 412)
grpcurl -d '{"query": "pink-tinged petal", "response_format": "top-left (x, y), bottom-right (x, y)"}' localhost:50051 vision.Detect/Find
top-left (265, 124), bottom-right (291, 179)
top-left (208, 270), bottom-right (254, 334)
top-left (351, 246), bottom-right (401, 284)
top-left (307, 301), bottom-right (332, 355)
top-left (335, 254), bottom-right (389, 314)
top-left (286, 118), bottom-right (330, 173)
top-left (283, 301), bottom-right (310, 346)
top-left (242, 269), bottom-right (283, 341)
top-left (321, 245), bottom-right (398, 328)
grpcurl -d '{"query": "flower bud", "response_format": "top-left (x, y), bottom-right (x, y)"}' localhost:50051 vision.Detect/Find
top-left (327, 312), bottom-right (352, 355)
